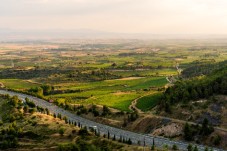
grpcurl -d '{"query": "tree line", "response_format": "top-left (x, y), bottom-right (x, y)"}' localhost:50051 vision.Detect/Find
top-left (160, 66), bottom-right (227, 113)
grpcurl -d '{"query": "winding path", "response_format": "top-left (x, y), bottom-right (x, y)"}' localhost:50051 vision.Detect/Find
top-left (129, 95), bottom-right (144, 113)
top-left (0, 89), bottom-right (226, 151)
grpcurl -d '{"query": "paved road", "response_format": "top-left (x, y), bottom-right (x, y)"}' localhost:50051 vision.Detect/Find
top-left (0, 90), bottom-right (226, 151)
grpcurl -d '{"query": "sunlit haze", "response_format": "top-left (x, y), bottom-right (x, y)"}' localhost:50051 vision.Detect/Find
top-left (1, 0), bottom-right (227, 39)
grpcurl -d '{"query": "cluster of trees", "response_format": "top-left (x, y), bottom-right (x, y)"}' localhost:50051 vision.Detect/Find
top-left (110, 62), bottom-right (169, 70)
top-left (187, 144), bottom-right (199, 151)
top-left (187, 144), bottom-right (214, 151)
top-left (103, 131), bottom-right (132, 145)
top-left (123, 111), bottom-right (139, 127)
top-left (184, 118), bottom-right (214, 141)
top-left (160, 67), bottom-right (227, 112)
top-left (0, 66), bottom-right (121, 83)
top-left (68, 69), bottom-right (120, 82)
top-left (0, 95), bottom-right (24, 149)
top-left (101, 105), bottom-right (111, 116)
top-left (28, 85), bottom-right (53, 97)
top-left (52, 113), bottom-right (133, 151)
top-left (127, 111), bottom-right (139, 122)
top-left (3, 94), bottom-right (42, 120)
top-left (8, 95), bottom-right (22, 107)
top-left (117, 135), bottom-right (132, 145)
top-left (56, 103), bottom-right (112, 118)
top-left (23, 97), bottom-right (36, 114)
top-left (1, 95), bottom-right (24, 122)
top-left (57, 138), bottom-right (122, 151)
top-left (25, 97), bottom-right (35, 108)
top-left (80, 105), bottom-right (112, 117)
top-left (182, 60), bottom-right (227, 78)
top-left (0, 122), bottom-right (21, 149)
top-left (88, 105), bottom-right (100, 117)
top-left (51, 109), bottom-right (134, 148)
top-left (76, 105), bottom-right (89, 115)
top-left (0, 67), bottom-right (70, 79)
top-left (212, 135), bottom-right (222, 146)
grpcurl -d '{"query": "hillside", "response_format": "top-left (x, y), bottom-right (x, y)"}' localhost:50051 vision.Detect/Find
top-left (161, 64), bottom-right (227, 110)
top-left (0, 94), bottom-right (154, 151)
top-left (155, 63), bottom-right (227, 149)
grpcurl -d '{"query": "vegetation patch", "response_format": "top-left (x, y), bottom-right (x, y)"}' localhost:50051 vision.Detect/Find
top-left (136, 93), bottom-right (162, 111)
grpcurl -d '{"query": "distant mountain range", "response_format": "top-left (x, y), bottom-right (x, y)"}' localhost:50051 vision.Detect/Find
top-left (1, 29), bottom-right (227, 41)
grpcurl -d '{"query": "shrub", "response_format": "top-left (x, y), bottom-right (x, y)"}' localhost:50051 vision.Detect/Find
top-left (59, 128), bottom-right (65, 136)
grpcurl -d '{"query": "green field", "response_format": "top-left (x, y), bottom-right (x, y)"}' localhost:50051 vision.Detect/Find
top-left (78, 92), bottom-right (141, 111)
top-left (0, 79), bottom-right (39, 90)
top-left (136, 93), bottom-right (162, 112)
top-left (110, 69), bottom-right (177, 77)
top-left (50, 77), bottom-right (167, 111)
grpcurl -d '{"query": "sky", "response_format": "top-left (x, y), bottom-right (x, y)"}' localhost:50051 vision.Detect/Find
top-left (1, 0), bottom-right (227, 35)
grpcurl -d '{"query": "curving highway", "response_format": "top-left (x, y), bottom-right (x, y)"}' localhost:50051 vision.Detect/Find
top-left (0, 90), bottom-right (226, 151)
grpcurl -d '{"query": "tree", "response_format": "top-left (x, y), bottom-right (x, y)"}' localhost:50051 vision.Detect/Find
top-left (57, 113), bottom-right (62, 119)
top-left (78, 127), bottom-right (89, 136)
top-left (63, 116), bottom-right (68, 124)
top-left (187, 144), bottom-right (193, 151)
top-left (11, 95), bottom-right (19, 107)
top-left (191, 89), bottom-right (198, 100)
top-left (201, 118), bottom-right (214, 136)
top-left (151, 138), bottom-right (155, 150)
top-left (194, 146), bottom-right (198, 151)
top-left (45, 108), bottom-right (50, 115)
top-left (92, 109), bottom-right (100, 117)
top-left (182, 90), bottom-right (190, 103)
top-left (204, 88), bottom-right (209, 98)
top-left (112, 135), bottom-right (116, 141)
top-left (107, 131), bottom-right (110, 139)
top-left (29, 108), bottom-right (36, 114)
top-left (25, 98), bottom-right (36, 108)
top-left (29, 87), bottom-right (43, 96)
top-left (23, 105), bottom-right (29, 113)
top-left (102, 105), bottom-right (111, 116)
top-left (118, 135), bottom-right (122, 142)
top-left (59, 128), bottom-right (65, 136)
top-left (128, 112), bottom-right (139, 122)
top-left (111, 62), bottom-right (117, 67)
top-left (172, 144), bottom-right (178, 150)
top-left (73, 105), bottom-right (76, 111)
top-left (184, 123), bottom-right (193, 141)
top-left (127, 138), bottom-right (132, 145)
top-left (25, 97), bottom-right (29, 102)
top-left (41, 85), bottom-right (52, 95)
top-left (213, 135), bottom-right (221, 145)
top-left (213, 82), bottom-right (219, 93)
top-left (165, 102), bottom-right (172, 113)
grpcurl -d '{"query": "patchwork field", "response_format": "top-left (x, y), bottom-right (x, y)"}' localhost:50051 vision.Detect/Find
top-left (50, 77), bottom-right (167, 111)
top-left (0, 39), bottom-right (227, 112)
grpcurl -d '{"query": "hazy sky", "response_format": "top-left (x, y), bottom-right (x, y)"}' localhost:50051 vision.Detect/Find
top-left (1, 0), bottom-right (227, 34)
